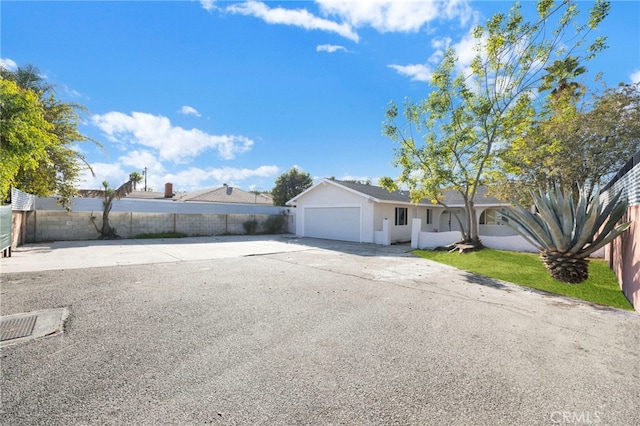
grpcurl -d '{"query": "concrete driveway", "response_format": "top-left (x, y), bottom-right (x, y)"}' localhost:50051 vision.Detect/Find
top-left (1, 236), bottom-right (639, 425)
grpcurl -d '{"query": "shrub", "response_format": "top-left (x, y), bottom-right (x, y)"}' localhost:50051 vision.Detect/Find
top-left (263, 214), bottom-right (287, 234)
top-left (243, 220), bottom-right (258, 235)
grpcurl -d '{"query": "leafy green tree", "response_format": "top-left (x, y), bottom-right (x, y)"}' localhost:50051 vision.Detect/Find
top-left (0, 79), bottom-right (56, 201)
top-left (497, 81), bottom-right (640, 204)
top-left (272, 167), bottom-right (313, 206)
top-left (381, 0), bottom-right (610, 247)
top-left (86, 178), bottom-right (135, 239)
top-left (0, 64), bottom-right (95, 207)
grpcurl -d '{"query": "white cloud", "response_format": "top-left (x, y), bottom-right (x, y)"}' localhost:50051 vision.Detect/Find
top-left (179, 105), bottom-right (202, 117)
top-left (631, 70), bottom-right (640, 85)
top-left (78, 162), bottom-right (129, 190)
top-left (200, 0), bottom-right (216, 12)
top-left (80, 158), bottom-right (278, 193)
top-left (91, 111), bottom-right (253, 162)
top-left (166, 165), bottom-right (280, 190)
top-left (78, 151), bottom-right (166, 190)
top-left (214, 1), bottom-right (476, 45)
top-left (387, 32), bottom-right (478, 83)
top-left (317, 0), bottom-right (472, 33)
top-left (441, 0), bottom-right (478, 27)
top-left (428, 36), bottom-right (451, 64)
top-left (452, 33), bottom-right (478, 70)
top-left (226, 1), bottom-right (359, 42)
top-left (119, 150), bottom-right (164, 171)
top-left (0, 57), bottom-right (17, 70)
top-left (316, 44), bottom-right (348, 53)
top-left (388, 63), bottom-right (432, 82)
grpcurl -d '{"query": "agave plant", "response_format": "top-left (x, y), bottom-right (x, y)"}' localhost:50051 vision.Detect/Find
top-left (502, 186), bottom-right (631, 283)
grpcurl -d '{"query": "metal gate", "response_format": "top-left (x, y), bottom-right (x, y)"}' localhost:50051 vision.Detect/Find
top-left (0, 205), bottom-right (12, 257)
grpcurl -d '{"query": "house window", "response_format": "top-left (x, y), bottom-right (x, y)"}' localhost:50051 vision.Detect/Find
top-left (426, 209), bottom-right (432, 225)
top-left (480, 209), bottom-right (504, 225)
top-left (395, 207), bottom-right (408, 226)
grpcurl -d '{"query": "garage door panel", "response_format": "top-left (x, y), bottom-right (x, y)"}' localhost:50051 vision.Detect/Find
top-left (304, 207), bottom-right (360, 242)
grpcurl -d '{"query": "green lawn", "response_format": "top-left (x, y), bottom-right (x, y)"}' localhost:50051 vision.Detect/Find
top-left (412, 248), bottom-right (633, 310)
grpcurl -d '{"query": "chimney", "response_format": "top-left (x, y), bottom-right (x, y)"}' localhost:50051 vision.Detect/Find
top-left (164, 182), bottom-right (173, 198)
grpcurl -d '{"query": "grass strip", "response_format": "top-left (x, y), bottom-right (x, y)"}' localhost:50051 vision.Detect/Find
top-left (412, 248), bottom-right (633, 310)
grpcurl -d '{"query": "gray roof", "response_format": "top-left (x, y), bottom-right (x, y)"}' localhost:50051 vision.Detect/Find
top-left (332, 180), bottom-right (504, 206)
top-left (333, 180), bottom-right (433, 205)
top-left (439, 186), bottom-right (503, 206)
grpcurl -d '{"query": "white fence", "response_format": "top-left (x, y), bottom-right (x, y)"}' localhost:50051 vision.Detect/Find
top-left (602, 150), bottom-right (640, 207)
top-left (11, 188), bottom-right (36, 211)
top-left (409, 218), bottom-right (604, 257)
top-left (36, 196), bottom-right (290, 215)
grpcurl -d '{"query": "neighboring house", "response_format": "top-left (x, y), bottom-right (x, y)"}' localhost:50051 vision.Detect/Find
top-left (175, 184), bottom-right (273, 205)
top-left (126, 190), bottom-right (169, 200)
top-left (37, 183), bottom-right (280, 216)
top-left (286, 179), bottom-right (515, 245)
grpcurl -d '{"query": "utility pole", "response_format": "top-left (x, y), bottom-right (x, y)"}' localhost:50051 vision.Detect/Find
top-left (143, 167), bottom-right (148, 192)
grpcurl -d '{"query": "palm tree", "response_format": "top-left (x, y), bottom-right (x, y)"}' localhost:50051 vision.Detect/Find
top-left (0, 64), bottom-right (52, 94)
top-left (539, 57), bottom-right (586, 100)
top-left (129, 172), bottom-right (143, 191)
top-left (502, 186), bottom-right (630, 283)
top-left (85, 177), bottom-right (135, 239)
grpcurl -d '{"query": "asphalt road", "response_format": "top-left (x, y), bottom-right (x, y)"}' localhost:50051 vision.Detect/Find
top-left (1, 237), bottom-right (639, 425)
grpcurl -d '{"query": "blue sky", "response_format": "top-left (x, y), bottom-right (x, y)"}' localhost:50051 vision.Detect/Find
top-left (2, 0), bottom-right (639, 194)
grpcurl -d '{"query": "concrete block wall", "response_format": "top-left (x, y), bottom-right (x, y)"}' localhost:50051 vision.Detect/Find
top-left (127, 213), bottom-right (175, 237)
top-left (27, 211), bottom-right (98, 241)
top-left (175, 214), bottom-right (227, 236)
top-left (25, 211), bottom-right (291, 242)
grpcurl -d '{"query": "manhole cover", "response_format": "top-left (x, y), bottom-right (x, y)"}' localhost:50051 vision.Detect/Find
top-left (0, 315), bottom-right (37, 341)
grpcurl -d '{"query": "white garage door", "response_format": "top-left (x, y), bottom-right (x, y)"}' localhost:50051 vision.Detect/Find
top-left (304, 207), bottom-right (361, 242)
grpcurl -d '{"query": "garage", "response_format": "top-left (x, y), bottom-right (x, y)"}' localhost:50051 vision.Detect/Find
top-left (303, 207), bottom-right (361, 242)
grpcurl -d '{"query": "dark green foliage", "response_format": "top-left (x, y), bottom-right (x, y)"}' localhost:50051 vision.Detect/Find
top-left (243, 220), bottom-right (258, 235)
top-left (272, 168), bottom-right (313, 206)
top-left (1, 63), bottom-right (96, 208)
top-left (263, 214), bottom-right (287, 234)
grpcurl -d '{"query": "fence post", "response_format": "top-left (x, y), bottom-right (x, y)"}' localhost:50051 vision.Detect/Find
top-left (411, 218), bottom-right (422, 249)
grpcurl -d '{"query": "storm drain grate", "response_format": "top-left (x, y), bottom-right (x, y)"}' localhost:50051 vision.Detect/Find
top-left (0, 315), bottom-right (38, 341)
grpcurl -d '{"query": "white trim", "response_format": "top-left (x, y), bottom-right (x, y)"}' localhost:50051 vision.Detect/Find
top-left (287, 179), bottom-right (374, 205)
